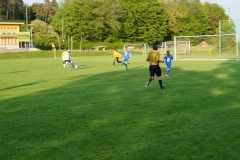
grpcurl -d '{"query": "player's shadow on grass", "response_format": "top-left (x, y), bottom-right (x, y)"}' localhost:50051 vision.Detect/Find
top-left (7, 70), bottom-right (29, 74)
top-left (1, 81), bottom-right (46, 91)
top-left (77, 65), bottom-right (92, 69)
top-left (130, 66), bottom-right (145, 69)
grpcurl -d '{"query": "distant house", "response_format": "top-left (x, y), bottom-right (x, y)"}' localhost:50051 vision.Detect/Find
top-left (0, 20), bottom-right (25, 49)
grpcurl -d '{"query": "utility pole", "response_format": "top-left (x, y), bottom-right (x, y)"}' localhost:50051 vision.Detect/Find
top-left (26, 5), bottom-right (28, 31)
top-left (62, 20), bottom-right (64, 41)
top-left (228, 8), bottom-right (231, 23)
top-left (26, 4), bottom-right (29, 48)
top-left (80, 36), bottom-right (82, 51)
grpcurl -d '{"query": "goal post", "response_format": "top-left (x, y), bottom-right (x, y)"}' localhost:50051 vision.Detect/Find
top-left (123, 43), bottom-right (150, 55)
top-left (173, 34), bottom-right (239, 61)
top-left (160, 41), bottom-right (190, 55)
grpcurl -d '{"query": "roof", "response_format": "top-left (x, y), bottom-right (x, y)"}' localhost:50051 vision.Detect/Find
top-left (0, 20), bottom-right (25, 25)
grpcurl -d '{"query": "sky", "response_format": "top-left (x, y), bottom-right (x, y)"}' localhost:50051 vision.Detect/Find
top-left (201, 0), bottom-right (240, 36)
top-left (23, 0), bottom-right (240, 35)
top-left (24, 0), bottom-right (44, 5)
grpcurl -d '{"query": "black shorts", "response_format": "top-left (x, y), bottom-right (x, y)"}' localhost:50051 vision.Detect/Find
top-left (149, 65), bottom-right (161, 77)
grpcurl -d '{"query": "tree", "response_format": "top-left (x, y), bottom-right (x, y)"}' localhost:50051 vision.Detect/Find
top-left (30, 19), bottom-right (59, 49)
top-left (0, 0), bottom-right (24, 20)
top-left (203, 2), bottom-right (229, 35)
top-left (50, 0), bottom-right (124, 44)
top-left (119, 0), bottom-right (168, 44)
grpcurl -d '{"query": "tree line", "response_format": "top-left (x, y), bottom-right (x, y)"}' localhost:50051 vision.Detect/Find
top-left (0, 0), bottom-right (234, 49)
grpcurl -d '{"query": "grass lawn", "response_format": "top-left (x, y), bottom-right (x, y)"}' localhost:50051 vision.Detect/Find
top-left (0, 51), bottom-right (240, 160)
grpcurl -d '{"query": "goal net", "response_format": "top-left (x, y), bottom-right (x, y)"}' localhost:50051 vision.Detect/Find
top-left (123, 43), bottom-right (150, 55)
top-left (173, 34), bottom-right (239, 61)
top-left (160, 41), bottom-right (190, 55)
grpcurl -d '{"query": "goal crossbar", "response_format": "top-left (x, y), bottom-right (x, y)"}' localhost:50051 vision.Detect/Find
top-left (174, 34), bottom-right (239, 61)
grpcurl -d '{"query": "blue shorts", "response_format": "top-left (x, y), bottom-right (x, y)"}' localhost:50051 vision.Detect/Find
top-left (166, 64), bottom-right (171, 69)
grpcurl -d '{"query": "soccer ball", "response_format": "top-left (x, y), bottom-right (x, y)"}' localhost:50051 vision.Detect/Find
top-left (75, 65), bottom-right (78, 68)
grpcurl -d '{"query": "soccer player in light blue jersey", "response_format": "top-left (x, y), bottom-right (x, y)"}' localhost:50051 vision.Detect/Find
top-left (164, 50), bottom-right (173, 78)
top-left (121, 48), bottom-right (131, 70)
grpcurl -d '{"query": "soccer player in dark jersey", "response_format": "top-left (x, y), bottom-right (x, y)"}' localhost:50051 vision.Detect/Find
top-left (145, 45), bottom-right (165, 89)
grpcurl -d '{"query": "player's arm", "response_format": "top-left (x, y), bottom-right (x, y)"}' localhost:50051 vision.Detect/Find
top-left (156, 54), bottom-right (164, 63)
top-left (156, 58), bottom-right (164, 63)
top-left (146, 54), bottom-right (150, 61)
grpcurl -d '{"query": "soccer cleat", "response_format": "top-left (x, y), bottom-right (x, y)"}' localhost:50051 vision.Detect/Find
top-left (166, 75), bottom-right (169, 78)
top-left (160, 86), bottom-right (165, 89)
top-left (145, 81), bottom-right (149, 88)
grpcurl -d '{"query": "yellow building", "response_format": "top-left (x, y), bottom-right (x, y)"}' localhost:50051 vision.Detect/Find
top-left (0, 20), bottom-right (25, 49)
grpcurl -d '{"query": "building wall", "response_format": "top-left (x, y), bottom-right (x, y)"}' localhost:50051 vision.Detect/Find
top-left (0, 23), bottom-right (22, 49)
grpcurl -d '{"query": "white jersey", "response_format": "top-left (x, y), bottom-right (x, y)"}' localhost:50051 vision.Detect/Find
top-left (62, 51), bottom-right (69, 61)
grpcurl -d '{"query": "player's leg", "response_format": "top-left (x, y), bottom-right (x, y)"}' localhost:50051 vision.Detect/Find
top-left (165, 67), bottom-right (168, 77)
top-left (65, 60), bottom-right (70, 69)
top-left (157, 66), bottom-right (164, 89)
top-left (145, 66), bottom-right (154, 88)
top-left (167, 69), bottom-right (170, 76)
top-left (113, 58), bottom-right (116, 65)
top-left (167, 64), bottom-right (171, 77)
top-left (123, 59), bottom-right (128, 70)
top-left (117, 57), bottom-right (122, 63)
top-left (168, 65), bottom-right (171, 76)
top-left (70, 60), bottom-right (75, 68)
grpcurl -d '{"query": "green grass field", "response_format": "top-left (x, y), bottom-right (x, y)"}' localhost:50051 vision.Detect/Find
top-left (1, 51), bottom-right (240, 160)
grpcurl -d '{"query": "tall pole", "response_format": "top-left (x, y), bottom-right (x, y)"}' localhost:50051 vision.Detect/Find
top-left (237, 34), bottom-right (239, 61)
top-left (71, 36), bottom-right (73, 51)
top-left (80, 36), bottom-right (82, 51)
top-left (219, 20), bottom-right (221, 55)
top-left (30, 28), bottom-right (33, 48)
top-left (228, 8), bottom-right (231, 23)
top-left (174, 36), bottom-right (177, 60)
top-left (26, 5), bottom-right (29, 48)
top-left (26, 5), bottom-right (28, 31)
top-left (62, 20), bottom-right (64, 41)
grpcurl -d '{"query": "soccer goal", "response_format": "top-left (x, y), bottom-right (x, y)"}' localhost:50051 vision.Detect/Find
top-left (173, 34), bottom-right (239, 61)
top-left (123, 43), bottom-right (150, 55)
top-left (160, 41), bottom-right (190, 55)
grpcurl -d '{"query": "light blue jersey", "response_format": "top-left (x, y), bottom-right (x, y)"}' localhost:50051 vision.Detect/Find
top-left (164, 55), bottom-right (173, 69)
top-left (122, 51), bottom-right (131, 62)
top-left (121, 50), bottom-right (131, 70)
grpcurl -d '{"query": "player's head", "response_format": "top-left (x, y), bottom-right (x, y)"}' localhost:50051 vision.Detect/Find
top-left (167, 50), bottom-right (170, 55)
top-left (114, 49), bottom-right (117, 52)
top-left (64, 48), bottom-right (67, 51)
top-left (152, 45), bottom-right (158, 51)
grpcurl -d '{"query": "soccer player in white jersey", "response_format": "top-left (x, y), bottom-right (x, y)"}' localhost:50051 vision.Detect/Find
top-left (61, 48), bottom-right (70, 69)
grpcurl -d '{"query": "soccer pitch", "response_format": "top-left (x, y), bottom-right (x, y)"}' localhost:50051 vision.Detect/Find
top-left (1, 54), bottom-right (240, 159)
